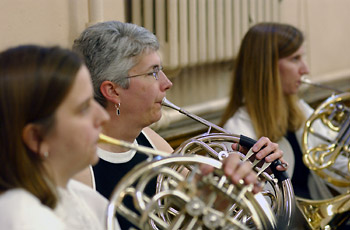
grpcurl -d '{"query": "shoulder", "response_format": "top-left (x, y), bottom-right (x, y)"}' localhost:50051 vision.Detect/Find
top-left (224, 107), bottom-right (251, 125)
top-left (298, 99), bottom-right (314, 117)
top-left (142, 127), bottom-right (173, 153)
top-left (0, 189), bottom-right (64, 230)
top-left (67, 180), bottom-right (111, 227)
top-left (0, 189), bottom-right (42, 209)
top-left (67, 180), bottom-right (121, 229)
top-left (68, 179), bottom-right (107, 206)
top-left (223, 107), bottom-right (257, 139)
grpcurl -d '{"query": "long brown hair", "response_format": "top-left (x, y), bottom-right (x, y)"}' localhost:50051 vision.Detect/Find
top-left (0, 45), bottom-right (83, 208)
top-left (220, 22), bottom-right (305, 142)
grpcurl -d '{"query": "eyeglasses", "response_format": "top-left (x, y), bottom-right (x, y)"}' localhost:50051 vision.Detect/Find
top-left (126, 66), bottom-right (163, 80)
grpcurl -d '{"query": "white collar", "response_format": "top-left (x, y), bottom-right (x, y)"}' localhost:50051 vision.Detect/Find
top-left (97, 139), bottom-right (138, 164)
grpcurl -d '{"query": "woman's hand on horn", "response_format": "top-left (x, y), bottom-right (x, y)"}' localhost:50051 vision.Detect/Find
top-left (232, 136), bottom-right (288, 172)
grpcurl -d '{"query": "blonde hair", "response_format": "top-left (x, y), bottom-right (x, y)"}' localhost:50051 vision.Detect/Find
top-left (221, 22), bottom-right (305, 142)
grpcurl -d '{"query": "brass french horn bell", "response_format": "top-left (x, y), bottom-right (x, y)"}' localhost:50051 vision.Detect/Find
top-left (298, 78), bottom-right (350, 229)
top-left (99, 134), bottom-right (277, 230)
top-left (302, 92), bottom-right (350, 186)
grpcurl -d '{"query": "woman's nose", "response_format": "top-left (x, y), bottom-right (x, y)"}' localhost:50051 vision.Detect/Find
top-left (95, 101), bottom-right (110, 127)
top-left (300, 60), bottom-right (309, 75)
top-left (159, 71), bottom-right (173, 91)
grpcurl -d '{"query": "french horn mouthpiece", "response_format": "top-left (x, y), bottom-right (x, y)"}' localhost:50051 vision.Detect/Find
top-left (301, 77), bottom-right (344, 93)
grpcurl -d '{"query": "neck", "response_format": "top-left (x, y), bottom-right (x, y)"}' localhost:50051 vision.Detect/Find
top-left (101, 109), bottom-right (143, 153)
top-left (43, 160), bottom-right (70, 189)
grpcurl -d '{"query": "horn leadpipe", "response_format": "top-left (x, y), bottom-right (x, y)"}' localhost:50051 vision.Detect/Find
top-left (301, 77), bottom-right (344, 94)
top-left (98, 133), bottom-right (171, 158)
top-left (161, 97), bottom-right (230, 134)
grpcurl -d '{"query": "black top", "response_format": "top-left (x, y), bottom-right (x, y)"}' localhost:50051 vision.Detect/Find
top-left (93, 132), bottom-right (156, 230)
top-left (286, 131), bottom-right (312, 199)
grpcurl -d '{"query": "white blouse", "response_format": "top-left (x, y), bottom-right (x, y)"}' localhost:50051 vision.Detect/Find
top-left (223, 99), bottom-right (348, 199)
top-left (0, 180), bottom-right (120, 230)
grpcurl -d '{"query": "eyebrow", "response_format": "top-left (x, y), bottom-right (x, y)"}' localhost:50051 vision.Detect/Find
top-left (75, 97), bottom-right (91, 112)
top-left (148, 64), bottom-right (161, 71)
top-left (137, 63), bottom-right (162, 74)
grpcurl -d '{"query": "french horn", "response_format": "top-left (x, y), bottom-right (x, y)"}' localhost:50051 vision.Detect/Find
top-left (99, 133), bottom-right (277, 230)
top-left (160, 98), bottom-right (295, 229)
top-left (298, 78), bottom-right (350, 229)
top-left (100, 97), bottom-right (295, 230)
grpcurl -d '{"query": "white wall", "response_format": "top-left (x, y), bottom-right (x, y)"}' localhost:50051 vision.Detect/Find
top-left (0, 0), bottom-right (125, 50)
top-left (280, 0), bottom-right (350, 82)
top-left (1, 0), bottom-right (349, 83)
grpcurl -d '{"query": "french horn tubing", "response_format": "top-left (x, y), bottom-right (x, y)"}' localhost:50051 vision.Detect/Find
top-left (161, 98), bottom-right (295, 229)
top-left (301, 77), bottom-right (345, 94)
top-left (298, 78), bottom-right (350, 229)
top-left (99, 134), bottom-right (277, 230)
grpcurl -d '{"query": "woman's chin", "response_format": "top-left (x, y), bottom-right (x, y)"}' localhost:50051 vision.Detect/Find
top-left (149, 113), bottom-right (162, 126)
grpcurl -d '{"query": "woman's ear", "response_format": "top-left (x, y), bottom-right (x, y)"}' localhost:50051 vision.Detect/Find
top-left (100, 81), bottom-right (120, 104)
top-left (22, 124), bottom-right (47, 156)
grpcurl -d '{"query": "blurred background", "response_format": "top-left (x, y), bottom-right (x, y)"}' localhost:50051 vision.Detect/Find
top-left (1, 0), bottom-right (349, 147)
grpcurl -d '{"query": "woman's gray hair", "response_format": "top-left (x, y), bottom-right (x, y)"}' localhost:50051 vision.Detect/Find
top-left (72, 21), bottom-right (159, 107)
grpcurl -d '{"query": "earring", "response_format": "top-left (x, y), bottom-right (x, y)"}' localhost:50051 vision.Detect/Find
top-left (43, 152), bottom-right (49, 158)
top-left (115, 103), bottom-right (121, 116)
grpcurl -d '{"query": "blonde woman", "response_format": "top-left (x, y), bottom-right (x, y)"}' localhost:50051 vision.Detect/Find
top-left (221, 22), bottom-right (343, 200)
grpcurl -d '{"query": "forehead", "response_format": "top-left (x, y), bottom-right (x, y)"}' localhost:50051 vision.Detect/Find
top-left (131, 51), bottom-right (161, 70)
top-left (289, 45), bottom-right (305, 57)
top-left (279, 45), bottom-right (305, 63)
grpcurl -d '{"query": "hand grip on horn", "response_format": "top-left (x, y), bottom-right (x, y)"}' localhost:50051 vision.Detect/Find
top-left (239, 135), bottom-right (289, 181)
